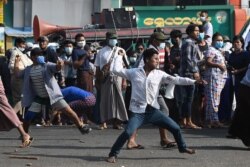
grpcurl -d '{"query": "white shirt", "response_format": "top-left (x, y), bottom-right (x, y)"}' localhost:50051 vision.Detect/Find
top-left (8, 47), bottom-right (33, 74)
top-left (204, 21), bottom-right (213, 46)
top-left (94, 45), bottom-right (125, 70)
top-left (59, 54), bottom-right (77, 79)
top-left (112, 56), bottom-right (196, 113)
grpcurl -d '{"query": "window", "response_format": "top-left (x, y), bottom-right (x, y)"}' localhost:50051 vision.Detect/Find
top-left (122, 0), bottom-right (227, 6)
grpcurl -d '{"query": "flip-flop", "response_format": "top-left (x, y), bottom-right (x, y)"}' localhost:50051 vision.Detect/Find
top-left (127, 144), bottom-right (145, 150)
top-left (20, 137), bottom-right (34, 148)
top-left (185, 124), bottom-right (202, 129)
top-left (162, 142), bottom-right (177, 148)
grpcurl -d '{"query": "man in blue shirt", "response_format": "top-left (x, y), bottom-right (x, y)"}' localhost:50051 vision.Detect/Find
top-left (72, 33), bottom-right (93, 92)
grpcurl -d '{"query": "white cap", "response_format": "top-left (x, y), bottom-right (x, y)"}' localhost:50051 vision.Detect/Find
top-left (26, 42), bottom-right (34, 49)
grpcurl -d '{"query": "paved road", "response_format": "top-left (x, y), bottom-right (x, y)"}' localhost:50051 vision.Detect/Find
top-left (0, 125), bottom-right (249, 167)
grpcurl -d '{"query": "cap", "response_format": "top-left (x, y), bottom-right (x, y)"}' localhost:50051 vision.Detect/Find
top-left (37, 36), bottom-right (49, 42)
top-left (30, 47), bottom-right (42, 57)
top-left (151, 32), bottom-right (166, 42)
top-left (223, 35), bottom-right (230, 42)
top-left (15, 37), bottom-right (26, 44)
top-left (106, 31), bottom-right (117, 39)
top-left (26, 42), bottom-right (34, 49)
top-left (90, 42), bottom-right (101, 50)
top-left (154, 27), bottom-right (164, 33)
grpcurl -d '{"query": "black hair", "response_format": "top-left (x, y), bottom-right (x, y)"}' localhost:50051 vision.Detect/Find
top-left (170, 29), bottom-right (182, 38)
top-left (30, 48), bottom-right (42, 57)
top-left (143, 48), bottom-right (159, 63)
top-left (200, 10), bottom-right (208, 15)
top-left (212, 32), bottom-right (223, 41)
top-left (63, 40), bottom-right (74, 46)
top-left (15, 37), bottom-right (25, 46)
top-left (84, 44), bottom-right (91, 51)
top-left (232, 35), bottom-right (245, 49)
top-left (136, 43), bottom-right (144, 49)
top-left (186, 24), bottom-right (199, 35)
top-left (75, 33), bottom-right (85, 41)
top-left (198, 25), bottom-right (204, 33)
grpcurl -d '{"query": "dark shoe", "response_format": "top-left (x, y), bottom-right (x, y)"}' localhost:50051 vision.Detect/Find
top-left (161, 141), bottom-right (177, 148)
top-left (113, 125), bottom-right (124, 130)
top-left (78, 125), bottom-right (92, 134)
top-left (210, 121), bottom-right (226, 129)
top-left (180, 148), bottom-right (196, 154)
top-left (127, 144), bottom-right (145, 150)
top-left (106, 156), bottom-right (116, 163)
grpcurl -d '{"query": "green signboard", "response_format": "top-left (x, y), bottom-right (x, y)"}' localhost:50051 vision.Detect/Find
top-left (134, 5), bottom-right (234, 38)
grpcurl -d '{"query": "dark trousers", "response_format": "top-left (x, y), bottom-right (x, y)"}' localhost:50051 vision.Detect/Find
top-left (180, 85), bottom-right (195, 118)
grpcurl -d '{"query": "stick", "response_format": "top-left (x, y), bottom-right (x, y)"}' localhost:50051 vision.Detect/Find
top-left (9, 155), bottom-right (39, 160)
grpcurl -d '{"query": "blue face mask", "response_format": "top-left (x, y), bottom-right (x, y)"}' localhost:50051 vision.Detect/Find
top-left (36, 56), bottom-right (45, 64)
top-left (65, 47), bottom-right (73, 55)
top-left (198, 33), bottom-right (205, 41)
top-left (214, 41), bottom-right (224, 49)
top-left (108, 39), bottom-right (118, 47)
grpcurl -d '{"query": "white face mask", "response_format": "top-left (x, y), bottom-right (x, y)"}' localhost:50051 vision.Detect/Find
top-left (18, 47), bottom-right (25, 52)
top-left (200, 16), bottom-right (206, 22)
top-left (89, 55), bottom-right (95, 60)
top-left (108, 39), bottom-right (118, 47)
top-left (65, 47), bottom-right (73, 55)
top-left (77, 41), bottom-right (86, 48)
top-left (158, 42), bottom-right (166, 50)
top-left (129, 57), bottom-right (137, 63)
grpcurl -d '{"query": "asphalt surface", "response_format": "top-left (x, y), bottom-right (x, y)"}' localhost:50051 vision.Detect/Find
top-left (0, 124), bottom-right (249, 167)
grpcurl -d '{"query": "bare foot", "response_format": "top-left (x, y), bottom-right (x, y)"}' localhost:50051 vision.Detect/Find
top-left (106, 156), bottom-right (116, 163)
top-left (127, 141), bottom-right (138, 149)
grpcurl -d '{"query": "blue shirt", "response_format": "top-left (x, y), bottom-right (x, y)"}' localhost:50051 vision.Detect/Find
top-left (72, 47), bottom-right (90, 71)
top-left (61, 86), bottom-right (92, 102)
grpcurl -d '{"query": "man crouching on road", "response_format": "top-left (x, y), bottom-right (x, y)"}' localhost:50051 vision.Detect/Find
top-left (14, 48), bottom-right (91, 135)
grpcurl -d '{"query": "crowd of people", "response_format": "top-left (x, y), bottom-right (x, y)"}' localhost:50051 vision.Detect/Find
top-left (0, 10), bottom-right (250, 163)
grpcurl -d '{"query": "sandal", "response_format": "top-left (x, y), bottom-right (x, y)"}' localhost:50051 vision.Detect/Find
top-left (98, 123), bottom-right (107, 130)
top-left (161, 141), bottom-right (177, 148)
top-left (20, 137), bottom-right (34, 148)
top-left (113, 125), bottom-right (124, 130)
top-left (185, 124), bottom-right (202, 129)
top-left (127, 144), bottom-right (145, 150)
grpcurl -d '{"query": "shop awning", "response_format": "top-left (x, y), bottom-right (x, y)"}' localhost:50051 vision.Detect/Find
top-left (4, 27), bottom-right (33, 37)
